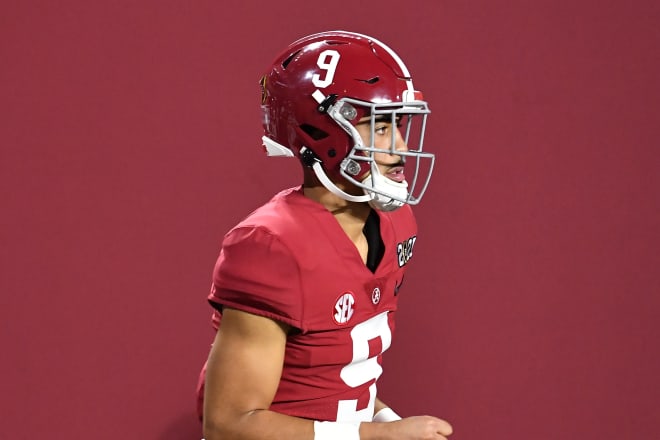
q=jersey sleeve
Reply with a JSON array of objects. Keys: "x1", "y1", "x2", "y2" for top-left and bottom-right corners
[{"x1": 208, "y1": 226, "x2": 305, "y2": 330}]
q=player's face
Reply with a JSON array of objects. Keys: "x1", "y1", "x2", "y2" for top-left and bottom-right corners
[{"x1": 354, "y1": 116, "x2": 409, "y2": 184}]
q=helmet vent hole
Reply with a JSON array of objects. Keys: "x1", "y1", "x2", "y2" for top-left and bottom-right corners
[
  {"x1": 300, "y1": 124, "x2": 329, "y2": 141},
  {"x1": 282, "y1": 50, "x2": 301, "y2": 69},
  {"x1": 360, "y1": 77, "x2": 380, "y2": 84}
]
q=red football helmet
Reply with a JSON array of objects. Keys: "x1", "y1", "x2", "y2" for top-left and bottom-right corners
[{"x1": 260, "y1": 31, "x2": 434, "y2": 210}]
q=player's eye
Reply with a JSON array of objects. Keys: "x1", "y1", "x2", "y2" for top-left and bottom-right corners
[{"x1": 374, "y1": 125, "x2": 388, "y2": 135}]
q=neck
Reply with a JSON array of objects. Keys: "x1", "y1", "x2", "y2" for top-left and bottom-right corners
[{"x1": 302, "y1": 173, "x2": 372, "y2": 241}]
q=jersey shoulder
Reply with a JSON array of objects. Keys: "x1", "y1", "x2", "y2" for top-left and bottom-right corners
[
  {"x1": 208, "y1": 187, "x2": 333, "y2": 329},
  {"x1": 235, "y1": 186, "x2": 334, "y2": 240}
]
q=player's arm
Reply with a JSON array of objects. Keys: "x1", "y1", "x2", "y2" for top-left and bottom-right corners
[
  {"x1": 373, "y1": 397, "x2": 402, "y2": 422},
  {"x1": 203, "y1": 307, "x2": 452, "y2": 440},
  {"x1": 203, "y1": 307, "x2": 313, "y2": 439},
  {"x1": 375, "y1": 398, "x2": 389, "y2": 414},
  {"x1": 366, "y1": 397, "x2": 453, "y2": 439}
]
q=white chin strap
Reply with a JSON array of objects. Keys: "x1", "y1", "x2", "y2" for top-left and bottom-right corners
[
  {"x1": 311, "y1": 161, "x2": 371, "y2": 203},
  {"x1": 361, "y1": 166, "x2": 409, "y2": 212},
  {"x1": 266, "y1": 141, "x2": 409, "y2": 210},
  {"x1": 312, "y1": 154, "x2": 409, "y2": 211}
]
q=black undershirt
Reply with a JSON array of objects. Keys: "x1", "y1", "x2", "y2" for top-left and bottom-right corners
[{"x1": 363, "y1": 209, "x2": 385, "y2": 273}]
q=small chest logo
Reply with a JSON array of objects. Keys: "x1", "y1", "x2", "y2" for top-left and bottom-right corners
[
  {"x1": 371, "y1": 287, "x2": 381, "y2": 304},
  {"x1": 397, "y1": 235, "x2": 417, "y2": 267},
  {"x1": 333, "y1": 292, "x2": 355, "y2": 324}
]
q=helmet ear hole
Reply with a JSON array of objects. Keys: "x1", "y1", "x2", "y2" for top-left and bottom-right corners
[{"x1": 300, "y1": 124, "x2": 329, "y2": 141}]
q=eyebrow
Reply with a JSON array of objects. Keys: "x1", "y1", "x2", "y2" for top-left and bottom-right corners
[{"x1": 356, "y1": 115, "x2": 394, "y2": 125}]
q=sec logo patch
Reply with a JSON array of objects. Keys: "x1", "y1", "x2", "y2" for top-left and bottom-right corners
[{"x1": 333, "y1": 292, "x2": 355, "y2": 324}]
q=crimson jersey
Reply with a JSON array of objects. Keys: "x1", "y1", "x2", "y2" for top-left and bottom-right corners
[{"x1": 199, "y1": 186, "x2": 418, "y2": 422}]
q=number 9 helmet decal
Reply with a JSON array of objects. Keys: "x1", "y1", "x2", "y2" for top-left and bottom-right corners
[{"x1": 260, "y1": 31, "x2": 435, "y2": 211}]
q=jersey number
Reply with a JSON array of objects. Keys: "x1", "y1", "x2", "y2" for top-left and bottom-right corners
[
  {"x1": 312, "y1": 50, "x2": 340, "y2": 88},
  {"x1": 337, "y1": 311, "x2": 392, "y2": 422}
]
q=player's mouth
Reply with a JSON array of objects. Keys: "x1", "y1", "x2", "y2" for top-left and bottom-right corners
[{"x1": 385, "y1": 166, "x2": 406, "y2": 183}]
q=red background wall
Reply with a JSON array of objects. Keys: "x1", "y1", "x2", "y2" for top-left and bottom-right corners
[{"x1": 1, "y1": 1, "x2": 658, "y2": 439}]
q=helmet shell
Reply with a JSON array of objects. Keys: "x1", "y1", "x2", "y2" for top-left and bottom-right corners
[{"x1": 260, "y1": 31, "x2": 416, "y2": 176}]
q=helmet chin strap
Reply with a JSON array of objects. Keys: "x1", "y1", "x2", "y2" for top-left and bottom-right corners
[
  {"x1": 299, "y1": 146, "x2": 370, "y2": 203},
  {"x1": 311, "y1": 161, "x2": 371, "y2": 203},
  {"x1": 361, "y1": 164, "x2": 409, "y2": 212},
  {"x1": 300, "y1": 146, "x2": 409, "y2": 210},
  {"x1": 316, "y1": 161, "x2": 411, "y2": 212},
  {"x1": 312, "y1": 155, "x2": 410, "y2": 211}
]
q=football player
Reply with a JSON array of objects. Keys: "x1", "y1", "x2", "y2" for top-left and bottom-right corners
[{"x1": 198, "y1": 30, "x2": 453, "y2": 440}]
